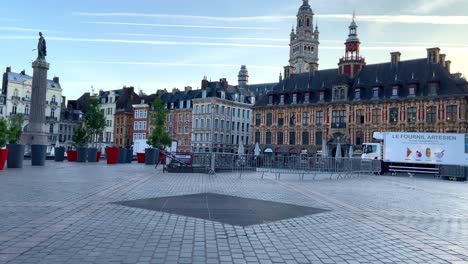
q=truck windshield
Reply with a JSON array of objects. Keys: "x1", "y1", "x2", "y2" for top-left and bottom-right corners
[{"x1": 363, "y1": 145, "x2": 377, "y2": 154}]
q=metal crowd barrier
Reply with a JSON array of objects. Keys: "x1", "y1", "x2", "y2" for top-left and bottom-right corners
[{"x1": 438, "y1": 165, "x2": 467, "y2": 181}]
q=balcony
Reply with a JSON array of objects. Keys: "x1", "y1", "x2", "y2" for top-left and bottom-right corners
[
  {"x1": 22, "y1": 97, "x2": 31, "y2": 102},
  {"x1": 11, "y1": 96, "x2": 21, "y2": 101},
  {"x1": 46, "y1": 116, "x2": 58, "y2": 122},
  {"x1": 50, "y1": 101, "x2": 59, "y2": 106},
  {"x1": 331, "y1": 123, "x2": 347, "y2": 129}
]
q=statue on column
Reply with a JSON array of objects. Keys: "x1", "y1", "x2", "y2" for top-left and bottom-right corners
[{"x1": 37, "y1": 32, "x2": 47, "y2": 60}]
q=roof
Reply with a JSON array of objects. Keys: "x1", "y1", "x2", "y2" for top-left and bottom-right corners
[
  {"x1": 255, "y1": 58, "x2": 468, "y2": 107},
  {"x1": 7, "y1": 72, "x2": 61, "y2": 90},
  {"x1": 246, "y1": 82, "x2": 278, "y2": 96}
]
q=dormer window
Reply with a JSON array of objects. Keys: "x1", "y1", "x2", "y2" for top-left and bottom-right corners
[
  {"x1": 292, "y1": 93, "x2": 297, "y2": 104},
  {"x1": 280, "y1": 95, "x2": 285, "y2": 105},
  {"x1": 268, "y1": 95, "x2": 273, "y2": 105},
  {"x1": 319, "y1": 91, "x2": 325, "y2": 102},
  {"x1": 221, "y1": 91, "x2": 225, "y2": 99},
  {"x1": 372, "y1": 87, "x2": 380, "y2": 98},
  {"x1": 354, "y1": 88, "x2": 361, "y2": 100},
  {"x1": 391, "y1": 86, "x2": 399, "y2": 97},
  {"x1": 304, "y1": 93, "x2": 310, "y2": 103},
  {"x1": 408, "y1": 85, "x2": 416, "y2": 97},
  {"x1": 428, "y1": 82, "x2": 439, "y2": 96},
  {"x1": 333, "y1": 87, "x2": 347, "y2": 101}
]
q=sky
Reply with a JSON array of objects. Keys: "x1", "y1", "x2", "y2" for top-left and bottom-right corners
[{"x1": 1, "y1": 0, "x2": 467, "y2": 100}]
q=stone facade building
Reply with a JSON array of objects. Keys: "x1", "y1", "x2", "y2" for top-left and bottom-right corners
[
  {"x1": 59, "y1": 99, "x2": 83, "y2": 150},
  {"x1": 253, "y1": 15, "x2": 468, "y2": 157},
  {"x1": 99, "y1": 89, "x2": 123, "y2": 144},
  {"x1": 2, "y1": 67, "x2": 62, "y2": 153},
  {"x1": 114, "y1": 87, "x2": 139, "y2": 147}
]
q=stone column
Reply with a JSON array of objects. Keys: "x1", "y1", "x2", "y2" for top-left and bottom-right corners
[{"x1": 21, "y1": 59, "x2": 50, "y2": 166}]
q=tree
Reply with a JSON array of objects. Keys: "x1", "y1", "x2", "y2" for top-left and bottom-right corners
[
  {"x1": 0, "y1": 118, "x2": 8, "y2": 148},
  {"x1": 7, "y1": 114, "x2": 24, "y2": 145},
  {"x1": 84, "y1": 97, "x2": 106, "y2": 147},
  {"x1": 72, "y1": 123, "x2": 89, "y2": 147},
  {"x1": 147, "y1": 98, "x2": 172, "y2": 149}
]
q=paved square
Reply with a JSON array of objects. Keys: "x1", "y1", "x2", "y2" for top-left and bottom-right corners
[
  {"x1": 115, "y1": 192, "x2": 328, "y2": 227},
  {"x1": 0, "y1": 161, "x2": 467, "y2": 264}
]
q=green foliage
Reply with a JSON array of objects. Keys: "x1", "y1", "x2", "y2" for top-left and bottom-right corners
[
  {"x1": 147, "y1": 98, "x2": 172, "y2": 149},
  {"x1": 7, "y1": 114, "x2": 24, "y2": 145},
  {"x1": 72, "y1": 123, "x2": 89, "y2": 147},
  {"x1": 0, "y1": 118, "x2": 8, "y2": 148},
  {"x1": 84, "y1": 97, "x2": 106, "y2": 146}
]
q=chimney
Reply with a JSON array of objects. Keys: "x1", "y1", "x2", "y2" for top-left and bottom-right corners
[
  {"x1": 172, "y1": 88, "x2": 180, "y2": 93},
  {"x1": 20, "y1": 70, "x2": 26, "y2": 75},
  {"x1": 390, "y1": 52, "x2": 401, "y2": 66},
  {"x1": 6, "y1": 67, "x2": 11, "y2": 73},
  {"x1": 445, "y1": 60, "x2": 451, "y2": 73},
  {"x1": 184, "y1": 86, "x2": 192, "y2": 92},
  {"x1": 53, "y1": 77, "x2": 59, "y2": 83},
  {"x1": 427, "y1": 47, "x2": 440, "y2": 64},
  {"x1": 201, "y1": 76, "x2": 209, "y2": 89},
  {"x1": 309, "y1": 62, "x2": 319, "y2": 74},
  {"x1": 439, "y1": 54, "x2": 446, "y2": 66},
  {"x1": 284, "y1": 66, "x2": 295, "y2": 79}
]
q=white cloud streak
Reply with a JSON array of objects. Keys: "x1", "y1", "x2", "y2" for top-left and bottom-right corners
[
  {"x1": 411, "y1": 0, "x2": 463, "y2": 14},
  {"x1": 65, "y1": 60, "x2": 281, "y2": 70},
  {"x1": 82, "y1": 21, "x2": 278, "y2": 30},
  {"x1": 75, "y1": 12, "x2": 468, "y2": 25},
  {"x1": 107, "y1": 33, "x2": 287, "y2": 42},
  {"x1": 0, "y1": 26, "x2": 58, "y2": 33},
  {"x1": 1, "y1": 35, "x2": 467, "y2": 52}
]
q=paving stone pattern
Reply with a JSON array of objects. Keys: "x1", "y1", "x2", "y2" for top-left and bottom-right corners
[{"x1": 0, "y1": 162, "x2": 467, "y2": 263}]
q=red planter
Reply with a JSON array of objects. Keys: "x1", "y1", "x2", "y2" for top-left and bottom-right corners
[
  {"x1": 67, "y1": 150, "x2": 77, "y2": 162},
  {"x1": 0, "y1": 149, "x2": 8, "y2": 170},
  {"x1": 96, "y1": 151, "x2": 102, "y2": 162},
  {"x1": 137, "y1": 153, "x2": 145, "y2": 164},
  {"x1": 106, "y1": 147, "x2": 119, "y2": 165}
]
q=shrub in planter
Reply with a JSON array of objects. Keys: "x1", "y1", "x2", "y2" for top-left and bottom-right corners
[
  {"x1": 72, "y1": 124, "x2": 89, "y2": 163},
  {"x1": 6, "y1": 114, "x2": 25, "y2": 169},
  {"x1": 126, "y1": 148, "x2": 133, "y2": 163},
  {"x1": 146, "y1": 98, "x2": 172, "y2": 165},
  {"x1": 54, "y1": 146, "x2": 65, "y2": 162},
  {"x1": 118, "y1": 147, "x2": 127, "y2": 164},
  {"x1": 84, "y1": 97, "x2": 106, "y2": 163},
  {"x1": 0, "y1": 118, "x2": 8, "y2": 170}
]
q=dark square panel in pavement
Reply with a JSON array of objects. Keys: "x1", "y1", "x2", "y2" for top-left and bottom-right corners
[{"x1": 114, "y1": 193, "x2": 329, "y2": 227}]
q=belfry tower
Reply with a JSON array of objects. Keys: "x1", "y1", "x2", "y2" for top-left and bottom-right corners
[
  {"x1": 289, "y1": 0, "x2": 320, "y2": 73},
  {"x1": 338, "y1": 13, "x2": 366, "y2": 78}
]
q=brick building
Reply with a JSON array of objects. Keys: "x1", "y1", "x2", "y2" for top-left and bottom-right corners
[
  {"x1": 114, "y1": 87, "x2": 139, "y2": 147},
  {"x1": 252, "y1": 15, "x2": 468, "y2": 157}
]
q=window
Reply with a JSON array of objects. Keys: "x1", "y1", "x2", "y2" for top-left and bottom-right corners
[
  {"x1": 25, "y1": 104, "x2": 30, "y2": 116},
  {"x1": 201, "y1": 105, "x2": 205, "y2": 114},
  {"x1": 266, "y1": 132, "x2": 272, "y2": 144},
  {"x1": 241, "y1": 123, "x2": 244, "y2": 132},
  {"x1": 302, "y1": 132, "x2": 309, "y2": 145},
  {"x1": 289, "y1": 132, "x2": 296, "y2": 145},
  {"x1": 242, "y1": 110, "x2": 245, "y2": 118},
  {"x1": 268, "y1": 96, "x2": 273, "y2": 105},
  {"x1": 446, "y1": 105, "x2": 457, "y2": 123},
  {"x1": 333, "y1": 87, "x2": 346, "y2": 101},
  {"x1": 255, "y1": 114, "x2": 261, "y2": 126},
  {"x1": 356, "y1": 109, "x2": 365, "y2": 124},
  {"x1": 214, "y1": 119, "x2": 218, "y2": 129},
  {"x1": 201, "y1": 119, "x2": 205, "y2": 128},
  {"x1": 195, "y1": 119, "x2": 199, "y2": 128},
  {"x1": 266, "y1": 113, "x2": 272, "y2": 126},
  {"x1": 290, "y1": 113, "x2": 296, "y2": 126},
  {"x1": 185, "y1": 127, "x2": 189, "y2": 134},
  {"x1": 277, "y1": 132, "x2": 284, "y2": 145},
  {"x1": 315, "y1": 131, "x2": 323, "y2": 145},
  {"x1": 407, "y1": 107, "x2": 417, "y2": 124},
  {"x1": 278, "y1": 113, "x2": 284, "y2": 126},
  {"x1": 354, "y1": 88, "x2": 361, "y2": 100},
  {"x1": 319, "y1": 92, "x2": 324, "y2": 102},
  {"x1": 428, "y1": 83, "x2": 438, "y2": 96},
  {"x1": 49, "y1": 124, "x2": 54, "y2": 133},
  {"x1": 238, "y1": 109, "x2": 241, "y2": 118},
  {"x1": 51, "y1": 95, "x2": 56, "y2": 103},
  {"x1": 356, "y1": 131, "x2": 364, "y2": 146},
  {"x1": 255, "y1": 132, "x2": 260, "y2": 143},
  {"x1": 185, "y1": 113, "x2": 190, "y2": 121},
  {"x1": 51, "y1": 110, "x2": 55, "y2": 118},
  {"x1": 178, "y1": 113, "x2": 182, "y2": 121},
  {"x1": 246, "y1": 124, "x2": 249, "y2": 133},
  {"x1": 372, "y1": 87, "x2": 379, "y2": 98},
  {"x1": 302, "y1": 112, "x2": 309, "y2": 125},
  {"x1": 12, "y1": 104, "x2": 17, "y2": 114},
  {"x1": 280, "y1": 95, "x2": 285, "y2": 104},
  {"x1": 178, "y1": 127, "x2": 182, "y2": 134},
  {"x1": 236, "y1": 122, "x2": 240, "y2": 131},
  {"x1": 292, "y1": 94, "x2": 297, "y2": 104},
  {"x1": 195, "y1": 106, "x2": 199, "y2": 114},
  {"x1": 332, "y1": 111, "x2": 346, "y2": 126},
  {"x1": 316, "y1": 111, "x2": 323, "y2": 125},
  {"x1": 389, "y1": 108, "x2": 399, "y2": 123},
  {"x1": 207, "y1": 119, "x2": 211, "y2": 128},
  {"x1": 426, "y1": 106, "x2": 437, "y2": 124},
  {"x1": 392, "y1": 86, "x2": 399, "y2": 97},
  {"x1": 408, "y1": 86, "x2": 416, "y2": 96},
  {"x1": 221, "y1": 120, "x2": 224, "y2": 130},
  {"x1": 371, "y1": 109, "x2": 381, "y2": 124}
]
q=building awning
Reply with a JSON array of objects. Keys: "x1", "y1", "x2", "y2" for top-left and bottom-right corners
[
  {"x1": 289, "y1": 148, "x2": 298, "y2": 154},
  {"x1": 300, "y1": 149, "x2": 308, "y2": 154},
  {"x1": 263, "y1": 148, "x2": 273, "y2": 153},
  {"x1": 275, "y1": 148, "x2": 283, "y2": 153}
]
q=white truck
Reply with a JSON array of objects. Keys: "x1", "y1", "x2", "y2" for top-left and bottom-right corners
[{"x1": 362, "y1": 132, "x2": 468, "y2": 174}]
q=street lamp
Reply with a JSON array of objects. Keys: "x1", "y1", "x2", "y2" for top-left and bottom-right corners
[{"x1": 209, "y1": 102, "x2": 216, "y2": 174}]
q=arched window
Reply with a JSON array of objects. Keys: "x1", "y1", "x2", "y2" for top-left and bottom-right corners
[
  {"x1": 51, "y1": 109, "x2": 55, "y2": 118},
  {"x1": 306, "y1": 18, "x2": 310, "y2": 27},
  {"x1": 201, "y1": 119, "x2": 205, "y2": 128},
  {"x1": 51, "y1": 95, "x2": 56, "y2": 103},
  {"x1": 12, "y1": 104, "x2": 17, "y2": 114},
  {"x1": 25, "y1": 104, "x2": 30, "y2": 116},
  {"x1": 195, "y1": 119, "x2": 199, "y2": 128}
]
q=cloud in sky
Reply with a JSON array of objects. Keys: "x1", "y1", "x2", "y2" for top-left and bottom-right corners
[
  {"x1": 410, "y1": 0, "x2": 464, "y2": 14},
  {"x1": 76, "y1": 12, "x2": 468, "y2": 25},
  {"x1": 107, "y1": 33, "x2": 287, "y2": 42},
  {"x1": 82, "y1": 21, "x2": 279, "y2": 30},
  {"x1": 0, "y1": 26, "x2": 58, "y2": 33}
]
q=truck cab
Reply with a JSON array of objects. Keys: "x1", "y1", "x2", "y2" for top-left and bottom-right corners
[{"x1": 361, "y1": 143, "x2": 382, "y2": 160}]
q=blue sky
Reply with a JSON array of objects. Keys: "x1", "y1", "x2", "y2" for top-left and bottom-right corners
[{"x1": 1, "y1": 0, "x2": 467, "y2": 100}]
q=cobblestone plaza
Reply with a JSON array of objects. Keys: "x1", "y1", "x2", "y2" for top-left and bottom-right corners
[{"x1": 0, "y1": 162, "x2": 467, "y2": 263}]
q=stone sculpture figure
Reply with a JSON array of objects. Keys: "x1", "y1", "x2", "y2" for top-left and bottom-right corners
[{"x1": 37, "y1": 32, "x2": 47, "y2": 60}]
